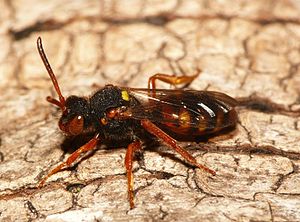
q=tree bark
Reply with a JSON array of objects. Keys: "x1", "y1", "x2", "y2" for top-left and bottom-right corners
[{"x1": 0, "y1": 0, "x2": 300, "y2": 221}]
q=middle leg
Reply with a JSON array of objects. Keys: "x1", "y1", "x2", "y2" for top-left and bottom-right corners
[{"x1": 125, "y1": 140, "x2": 142, "y2": 209}]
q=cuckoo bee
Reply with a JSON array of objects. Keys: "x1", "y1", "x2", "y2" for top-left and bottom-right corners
[{"x1": 36, "y1": 37, "x2": 238, "y2": 209}]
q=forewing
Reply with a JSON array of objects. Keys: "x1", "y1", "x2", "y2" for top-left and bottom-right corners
[{"x1": 124, "y1": 88, "x2": 237, "y2": 130}]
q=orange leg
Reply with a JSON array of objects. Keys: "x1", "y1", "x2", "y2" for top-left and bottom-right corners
[
  {"x1": 141, "y1": 119, "x2": 216, "y2": 176},
  {"x1": 147, "y1": 69, "x2": 201, "y2": 91},
  {"x1": 125, "y1": 141, "x2": 142, "y2": 209},
  {"x1": 38, "y1": 133, "x2": 100, "y2": 188}
]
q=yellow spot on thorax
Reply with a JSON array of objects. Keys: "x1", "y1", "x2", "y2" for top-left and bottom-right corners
[{"x1": 121, "y1": 90, "x2": 130, "y2": 101}]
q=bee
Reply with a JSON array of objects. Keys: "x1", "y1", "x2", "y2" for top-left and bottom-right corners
[{"x1": 36, "y1": 37, "x2": 238, "y2": 209}]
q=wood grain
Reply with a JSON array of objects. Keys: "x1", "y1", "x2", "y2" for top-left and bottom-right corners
[{"x1": 0, "y1": 0, "x2": 300, "y2": 221}]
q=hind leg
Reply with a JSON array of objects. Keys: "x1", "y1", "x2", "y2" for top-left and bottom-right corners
[{"x1": 147, "y1": 69, "x2": 201, "y2": 91}]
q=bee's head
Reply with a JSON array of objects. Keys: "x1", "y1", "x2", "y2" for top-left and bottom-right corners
[
  {"x1": 37, "y1": 37, "x2": 90, "y2": 136},
  {"x1": 58, "y1": 96, "x2": 90, "y2": 136}
]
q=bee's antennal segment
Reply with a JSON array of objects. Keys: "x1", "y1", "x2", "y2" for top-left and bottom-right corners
[
  {"x1": 46, "y1": 96, "x2": 64, "y2": 108},
  {"x1": 37, "y1": 37, "x2": 66, "y2": 110}
]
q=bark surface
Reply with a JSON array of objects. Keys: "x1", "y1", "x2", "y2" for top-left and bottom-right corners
[{"x1": 0, "y1": 1, "x2": 300, "y2": 221}]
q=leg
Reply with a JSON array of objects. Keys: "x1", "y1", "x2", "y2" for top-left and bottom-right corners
[
  {"x1": 125, "y1": 141, "x2": 142, "y2": 209},
  {"x1": 141, "y1": 120, "x2": 216, "y2": 175},
  {"x1": 148, "y1": 69, "x2": 201, "y2": 90},
  {"x1": 38, "y1": 133, "x2": 100, "y2": 188}
]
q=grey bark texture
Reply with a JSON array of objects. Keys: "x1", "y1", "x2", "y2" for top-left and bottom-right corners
[{"x1": 0, "y1": 0, "x2": 300, "y2": 221}]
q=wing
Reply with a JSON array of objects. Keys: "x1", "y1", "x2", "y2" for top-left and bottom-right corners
[{"x1": 123, "y1": 88, "x2": 238, "y2": 135}]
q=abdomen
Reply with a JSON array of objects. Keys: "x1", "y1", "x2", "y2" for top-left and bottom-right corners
[
  {"x1": 127, "y1": 88, "x2": 238, "y2": 139},
  {"x1": 151, "y1": 91, "x2": 238, "y2": 137}
]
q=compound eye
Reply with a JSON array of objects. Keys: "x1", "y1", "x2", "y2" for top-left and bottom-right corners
[{"x1": 68, "y1": 115, "x2": 84, "y2": 135}]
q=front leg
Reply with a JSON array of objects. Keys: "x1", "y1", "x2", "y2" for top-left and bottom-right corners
[{"x1": 38, "y1": 133, "x2": 100, "y2": 188}]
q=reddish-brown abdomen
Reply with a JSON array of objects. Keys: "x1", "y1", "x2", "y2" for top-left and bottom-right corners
[{"x1": 154, "y1": 91, "x2": 238, "y2": 137}]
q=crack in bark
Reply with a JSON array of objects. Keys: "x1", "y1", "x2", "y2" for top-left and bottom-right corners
[
  {"x1": 66, "y1": 183, "x2": 86, "y2": 194},
  {"x1": 103, "y1": 12, "x2": 300, "y2": 27},
  {"x1": 102, "y1": 15, "x2": 170, "y2": 27},
  {"x1": 10, "y1": 10, "x2": 300, "y2": 43},
  {"x1": 10, "y1": 16, "x2": 101, "y2": 41},
  {"x1": 0, "y1": 187, "x2": 39, "y2": 201},
  {"x1": 267, "y1": 201, "x2": 275, "y2": 222},
  {"x1": 279, "y1": 63, "x2": 299, "y2": 92},
  {"x1": 294, "y1": 120, "x2": 299, "y2": 130},
  {"x1": 238, "y1": 121, "x2": 253, "y2": 145},
  {"x1": 223, "y1": 212, "x2": 238, "y2": 222},
  {"x1": 0, "y1": 152, "x2": 4, "y2": 163},
  {"x1": 0, "y1": 135, "x2": 3, "y2": 162},
  {"x1": 24, "y1": 200, "x2": 39, "y2": 220},
  {"x1": 271, "y1": 172, "x2": 293, "y2": 193},
  {"x1": 158, "y1": 205, "x2": 168, "y2": 220},
  {"x1": 272, "y1": 161, "x2": 298, "y2": 194},
  {"x1": 11, "y1": 20, "x2": 67, "y2": 41},
  {"x1": 140, "y1": 168, "x2": 177, "y2": 180}
]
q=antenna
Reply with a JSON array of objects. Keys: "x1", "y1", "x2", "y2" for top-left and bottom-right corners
[{"x1": 37, "y1": 37, "x2": 66, "y2": 110}]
